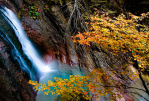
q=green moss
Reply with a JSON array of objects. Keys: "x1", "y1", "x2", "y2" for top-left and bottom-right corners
[{"x1": 28, "y1": 5, "x2": 39, "y2": 19}]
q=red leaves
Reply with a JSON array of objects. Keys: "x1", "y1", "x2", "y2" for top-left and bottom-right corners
[
  {"x1": 83, "y1": 90, "x2": 89, "y2": 95},
  {"x1": 75, "y1": 32, "x2": 85, "y2": 40},
  {"x1": 72, "y1": 12, "x2": 149, "y2": 71}
]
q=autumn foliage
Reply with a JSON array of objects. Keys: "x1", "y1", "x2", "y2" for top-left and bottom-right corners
[
  {"x1": 73, "y1": 12, "x2": 149, "y2": 71},
  {"x1": 28, "y1": 12, "x2": 149, "y2": 100},
  {"x1": 28, "y1": 70, "x2": 120, "y2": 100},
  {"x1": 72, "y1": 11, "x2": 149, "y2": 99}
]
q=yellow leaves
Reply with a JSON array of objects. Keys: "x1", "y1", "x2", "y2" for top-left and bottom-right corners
[
  {"x1": 131, "y1": 15, "x2": 139, "y2": 20},
  {"x1": 75, "y1": 32, "x2": 85, "y2": 40},
  {"x1": 46, "y1": 85, "x2": 50, "y2": 90},
  {"x1": 72, "y1": 12, "x2": 149, "y2": 72},
  {"x1": 28, "y1": 80, "x2": 39, "y2": 86},
  {"x1": 85, "y1": 75, "x2": 90, "y2": 80},
  {"x1": 48, "y1": 81, "x2": 55, "y2": 87},
  {"x1": 70, "y1": 12, "x2": 149, "y2": 98},
  {"x1": 28, "y1": 80, "x2": 34, "y2": 85},
  {"x1": 134, "y1": 73, "x2": 139, "y2": 79},
  {"x1": 33, "y1": 86, "x2": 39, "y2": 91},
  {"x1": 51, "y1": 92, "x2": 55, "y2": 95},
  {"x1": 28, "y1": 66, "x2": 132, "y2": 101},
  {"x1": 142, "y1": 75, "x2": 149, "y2": 83},
  {"x1": 44, "y1": 91, "x2": 49, "y2": 95},
  {"x1": 29, "y1": 75, "x2": 91, "y2": 99}
]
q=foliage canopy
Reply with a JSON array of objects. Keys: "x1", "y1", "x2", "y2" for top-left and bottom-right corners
[{"x1": 29, "y1": 9, "x2": 149, "y2": 101}]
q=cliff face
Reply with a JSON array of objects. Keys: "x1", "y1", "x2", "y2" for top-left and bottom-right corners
[
  {"x1": 0, "y1": 7, "x2": 36, "y2": 100},
  {"x1": 0, "y1": 0, "x2": 92, "y2": 100},
  {"x1": 0, "y1": 0, "x2": 148, "y2": 101},
  {"x1": 11, "y1": 0, "x2": 94, "y2": 67},
  {"x1": 0, "y1": 0, "x2": 102, "y2": 100},
  {"x1": 0, "y1": 36, "x2": 36, "y2": 101}
]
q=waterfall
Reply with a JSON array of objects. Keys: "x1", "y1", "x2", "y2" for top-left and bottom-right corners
[
  {"x1": 0, "y1": 29, "x2": 33, "y2": 78},
  {"x1": 0, "y1": 5, "x2": 87, "y2": 101},
  {"x1": 0, "y1": 6, "x2": 53, "y2": 73}
]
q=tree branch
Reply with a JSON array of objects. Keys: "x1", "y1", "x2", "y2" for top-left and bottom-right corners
[
  {"x1": 127, "y1": 91, "x2": 149, "y2": 101},
  {"x1": 133, "y1": 60, "x2": 149, "y2": 95}
]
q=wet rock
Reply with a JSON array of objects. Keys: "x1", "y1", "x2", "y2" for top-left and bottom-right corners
[
  {"x1": 0, "y1": 37, "x2": 36, "y2": 101},
  {"x1": 0, "y1": 0, "x2": 148, "y2": 101}
]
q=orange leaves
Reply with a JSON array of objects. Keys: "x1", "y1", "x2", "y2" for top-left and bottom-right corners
[
  {"x1": 44, "y1": 91, "x2": 49, "y2": 95},
  {"x1": 83, "y1": 91, "x2": 89, "y2": 95},
  {"x1": 28, "y1": 67, "x2": 123, "y2": 101},
  {"x1": 72, "y1": 12, "x2": 149, "y2": 71},
  {"x1": 72, "y1": 32, "x2": 92, "y2": 46},
  {"x1": 68, "y1": 12, "x2": 149, "y2": 100},
  {"x1": 28, "y1": 80, "x2": 39, "y2": 86},
  {"x1": 29, "y1": 11, "x2": 149, "y2": 99},
  {"x1": 28, "y1": 80, "x2": 34, "y2": 85},
  {"x1": 28, "y1": 75, "x2": 92, "y2": 99},
  {"x1": 104, "y1": 75, "x2": 110, "y2": 80},
  {"x1": 46, "y1": 85, "x2": 50, "y2": 90},
  {"x1": 75, "y1": 32, "x2": 85, "y2": 40}
]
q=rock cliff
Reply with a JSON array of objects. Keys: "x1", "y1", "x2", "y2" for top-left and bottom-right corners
[{"x1": 0, "y1": 0, "x2": 148, "y2": 101}]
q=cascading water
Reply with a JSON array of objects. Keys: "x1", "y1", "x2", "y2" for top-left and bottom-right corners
[
  {"x1": 0, "y1": 5, "x2": 88, "y2": 101},
  {"x1": 0, "y1": 4, "x2": 149, "y2": 101},
  {"x1": 0, "y1": 29, "x2": 32, "y2": 78},
  {"x1": 0, "y1": 5, "x2": 59, "y2": 100},
  {"x1": 0, "y1": 5, "x2": 83, "y2": 101},
  {"x1": 0, "y1": 6, "x2": 53, "y2": 73}
]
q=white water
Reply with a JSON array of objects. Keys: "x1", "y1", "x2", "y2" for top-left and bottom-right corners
[
  {"x1": 1, "y1": 6, "x2": 149, "y2": 101},
  {"x1": 0, "y1": 6, "x2": 52, "y2": 73},
  {"x1": 0, "y1": 30, "x2": 33, "y2": 78},
  {"x1": 0, "y1": 6, "x2": 88, "y2": 101}
]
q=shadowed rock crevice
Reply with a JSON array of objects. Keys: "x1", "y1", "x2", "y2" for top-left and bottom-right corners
[
  {"x1": 0, "y1": 0, "x2": 149, "y2": 101},
  {"x1": 0, "y1": 36, "x2": 36, "y2": 101}
]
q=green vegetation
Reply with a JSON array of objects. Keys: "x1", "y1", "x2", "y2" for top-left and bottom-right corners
[{"x1": 28, "y1": 6, "x2": 39, "y2": 19}]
